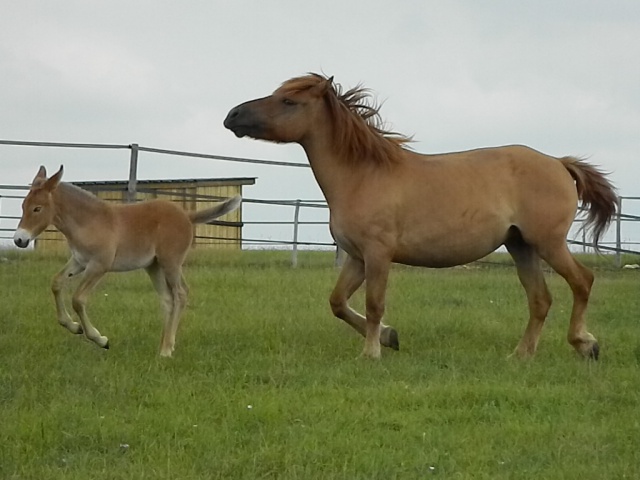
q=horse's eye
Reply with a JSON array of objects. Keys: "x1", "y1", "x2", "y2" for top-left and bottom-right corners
[
  {"x1": 33, "y1": 206, "x2": 42, "y2": 213},
  {"x1": 282, "y1": 98, "x2": 296, "y2": 106}
]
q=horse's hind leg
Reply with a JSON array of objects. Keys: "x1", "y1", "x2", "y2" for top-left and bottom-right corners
[
  {"x1": 146, "y1": 262, "x2": 175, "y2": 357},
  {"x1": 151, "y1": 262, "x2": 187, "y2": 358},
  {"x1": 329, "y1": 254, "x2": 399, "y2": 352},
  {"x1": 167, "y1": 271, "x2": 189, "y2": 352},
  {"x1": 506, "y1": 236, "x2": 552, "y2": 358},
  {"x1": 538, "y1": 242, "x2": 598, "y2": 359},
  {"x1": 51, "y1": 257, "x2": 86, "y2": 334}
]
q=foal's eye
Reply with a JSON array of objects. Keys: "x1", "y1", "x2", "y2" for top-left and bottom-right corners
[
  {"x1": 282, "y1": 98, "x2": 297, "y2": 106},
  {"x1": 33, "y1": 206, "x2": 42, "y2": 213}
]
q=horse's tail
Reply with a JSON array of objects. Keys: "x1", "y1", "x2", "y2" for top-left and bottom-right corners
[
  {"x1": 560, "y1": 156, "x2": 617, "y2": 248},
  {"x1": 188, "y1": 195, "x2": 242, "y2": 224}
]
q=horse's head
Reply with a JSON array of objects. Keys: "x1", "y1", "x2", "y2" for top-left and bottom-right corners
[
  {"x1": 225, "y1": 74, "x2": 411, "y2": 167},
  {"x1": 14, "y1": 165, "x2": 63, "y2": 248},
  {"x1": 224, "y1": 73, "x2": 334, "y2": 144}
]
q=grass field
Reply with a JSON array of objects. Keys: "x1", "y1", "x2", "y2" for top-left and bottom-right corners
[{"x1": 1, "y1": 249, "x2": 639, "y2": 479}]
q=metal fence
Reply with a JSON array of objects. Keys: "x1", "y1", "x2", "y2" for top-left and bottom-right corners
[{"x1": 1, "y1": 139, "x2": 639, "y2": 267}]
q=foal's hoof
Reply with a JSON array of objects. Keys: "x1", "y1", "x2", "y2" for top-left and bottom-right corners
[
  {"x1": 102, "y1": 341, "x2": 110, "y2": 350},
  {"x1": 381, "y1": 327, "x2": 400, "y2": 351},
  {"x1": 588, "y1": 342, "x2": 599, "y2": 361}
]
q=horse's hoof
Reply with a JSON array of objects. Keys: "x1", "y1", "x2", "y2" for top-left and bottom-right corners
[
  {"x1": 380, "y1": 327, "x2": 399, "y2": 351},
  {"x1": 588, "y1": 342, "x2": 599, "y2": 361},
  {"x1": 102, "y1": 341, "x2": 110, "y2": 350},
  {"x1": 387, "y1": 329, "x2": 399, "y2": 351}
]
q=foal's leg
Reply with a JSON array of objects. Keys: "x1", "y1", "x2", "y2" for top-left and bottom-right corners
[
  {"x1": 329, "y1": 255, "x2": 399, "y2": 351},
  {"x1": 71, "y1": 264, "x2": 109, "y2": 349},
  {"x1": 539, "y1": 242, "x2": 598, "y2": 359},
  {"x1": 51, "y1": 257, "x2": 86, "y2": 334},
  {"x1": 506, "y1": 238, "x2": 552, "y2": 358},
  {"x1": 146, "y1": 262, "x2": 173, "y2": 356},
  {"x1": 165, "y1": 269, "x2": 188, "y2": 355},
  {"x1": 151, "y1": 262, "x2": 187, "y2": 357}
]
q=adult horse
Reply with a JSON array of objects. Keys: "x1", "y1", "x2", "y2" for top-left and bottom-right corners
[{"x1": 224, "y1": 73, "x2": 617, "y2": 360}]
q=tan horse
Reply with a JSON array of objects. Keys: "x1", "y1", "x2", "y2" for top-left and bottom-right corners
[
  {"x1": 14, "y1": 165, "x2": 241, "y2": 357},
  {"x1": 224, "y1": 73, "x2": 617, "y2": 360}
]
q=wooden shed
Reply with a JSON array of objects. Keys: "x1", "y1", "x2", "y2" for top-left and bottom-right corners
[{"x1": 35, "y1": 177, "x2": 255, "y2": 252}]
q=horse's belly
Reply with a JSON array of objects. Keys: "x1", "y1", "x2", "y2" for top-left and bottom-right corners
[
  {"x1": 395, "y1": 247, "x2": 494, "y2": 268},
  {"x1": 111, "y1": 252, "x2": 155, "y2": 272},
  {"x1": 395, "y1": 232, "x2": 505, "y2": 268}
]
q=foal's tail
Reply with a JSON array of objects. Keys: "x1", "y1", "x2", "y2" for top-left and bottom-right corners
[
  {"x1": 188, "y1": 195, "x2": 242, "y2": 224},
  {"x1": 560, "y1": 156, "x2": 617, "y2": 247}
]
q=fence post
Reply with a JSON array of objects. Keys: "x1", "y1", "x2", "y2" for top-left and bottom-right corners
[
  {"x1": 616, "y1": 196, "x2": 623, "y2": 268},
  {"x1": 291, "y1": 199, "x2": 301, "y2": 267},
  {"x1": 127, "y1": 143, "x2": 139, "y2": 203}
]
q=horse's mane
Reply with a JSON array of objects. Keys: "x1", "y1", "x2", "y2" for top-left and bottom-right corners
[
  {"x1": 58, "y1": 182, "x2": 108, "y2": 208},
  {"x1": 278, "y1": 73, "x2": 412, "y2": 167}
]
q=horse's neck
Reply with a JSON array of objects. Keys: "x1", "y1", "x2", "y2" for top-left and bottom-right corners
[
  {"x1": 302, "y1": 142, "x2": 355, "y2": 206},
  {"x1": 301, "y1": 141, "x2": 379, "y2": 207},
  {"x1": 52, "y1": 183, "x2": 111, "y2": 238}
]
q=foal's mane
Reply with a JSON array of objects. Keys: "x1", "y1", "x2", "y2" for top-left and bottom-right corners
[
  {"x1": 279, "y1": 74, "x2": 412, "y2": 167},
  {"x1": 58, "y1": 182, "x2": 107, "y2": 207}
]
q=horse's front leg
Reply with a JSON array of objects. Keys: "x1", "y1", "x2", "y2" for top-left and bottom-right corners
[
  {"x1": 72, "y1": 264, "x2": 109, "y2": 349},
  {"x1": 329, "y1": 255, "x2": 399, "y2": 352},
  {"x1": 51, "y1": 257, "x2": 86, "y2": 334},
  {"x1": 362, "y1": 256, "x2": 392, "y2": 359}
]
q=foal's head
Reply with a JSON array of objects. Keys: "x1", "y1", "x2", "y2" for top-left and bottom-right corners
[{"x1": 14, "y1": 165, "x2": 63, "y2": 248}]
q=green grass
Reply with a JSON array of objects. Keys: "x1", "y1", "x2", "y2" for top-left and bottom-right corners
[{"x1": 1, "y1": 249, "x2": 639, "y2": 479}]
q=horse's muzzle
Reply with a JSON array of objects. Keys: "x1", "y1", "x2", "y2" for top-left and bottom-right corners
[
  {"x1": 223, "y1": 106, "x2": 248, "y2": 137},
  {"x1": 13, "y1": 229, "x2": 31, "y2": 248},
  {"x1": 224, "y1": 103, "x2": 264, "y2": 139}
]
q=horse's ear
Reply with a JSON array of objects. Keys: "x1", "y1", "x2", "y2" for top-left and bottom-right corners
[
  {"x1": 31, "y1": 165, "x2": 48, "y2": 188},
  {"x1": 311, "y1": 76, "x2": 334, "y2": 97},
  {"x1": 323, "y1": 76, "x2": 334, "y2": 94},
  {"x1": 43, "y1": 165, "x2": 64, "y2": 192}
]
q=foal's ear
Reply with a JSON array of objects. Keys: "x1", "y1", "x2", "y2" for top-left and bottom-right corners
[
  {"x1": 31, "y1": 165, "x2": 48, "y2": 188},
  {"x1": 43, "y1": 165, "x2": 64, "y2": 191}
]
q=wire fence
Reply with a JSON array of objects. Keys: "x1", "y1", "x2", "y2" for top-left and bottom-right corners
[{"x1": 1, "y1": 139, "x2": 639, "y2": 267}]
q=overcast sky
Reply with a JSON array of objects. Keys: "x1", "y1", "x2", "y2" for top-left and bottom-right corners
[{"x1": 1, "y1": 1, "x2": 639, "y2": 247}]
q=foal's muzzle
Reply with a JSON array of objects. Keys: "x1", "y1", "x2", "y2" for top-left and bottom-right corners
[{"x1": 13, "y1": 229, "x2": 31, "y2": 248}]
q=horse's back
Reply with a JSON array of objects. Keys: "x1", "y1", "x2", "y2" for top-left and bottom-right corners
[
  {"x1": 111, "y1": 200, "x2": 193, "y2": 270},
  {"x1": 373, "y1": 145, "x2": 581, "y2": 266},
  {"x1": 411, "y1": 145, "x2": 577, "y2": 207},
  {"x1": 429, "y1": 145, "x2": 579, "y2": 247}
]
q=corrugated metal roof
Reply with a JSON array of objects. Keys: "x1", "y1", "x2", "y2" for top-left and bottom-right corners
[{"x1": 73, "y1": 177, "x2": 256, "y2": 187}]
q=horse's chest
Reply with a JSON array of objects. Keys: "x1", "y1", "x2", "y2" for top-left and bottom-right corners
[{"x1": 329, "y1": 220, "x2": 363, "y2": 259}]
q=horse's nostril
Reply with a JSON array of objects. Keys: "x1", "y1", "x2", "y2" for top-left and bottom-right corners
[
  {"x1": 224, "y1": 106, "x2": 241, "y2": 127},
  {"x1": 14, "y1": 236, "x2": 29, "y2": 248}
]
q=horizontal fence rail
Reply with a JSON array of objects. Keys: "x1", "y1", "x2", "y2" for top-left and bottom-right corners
[{"x1": 1, "y1": 139, "x2": 639, "y2": 268}]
